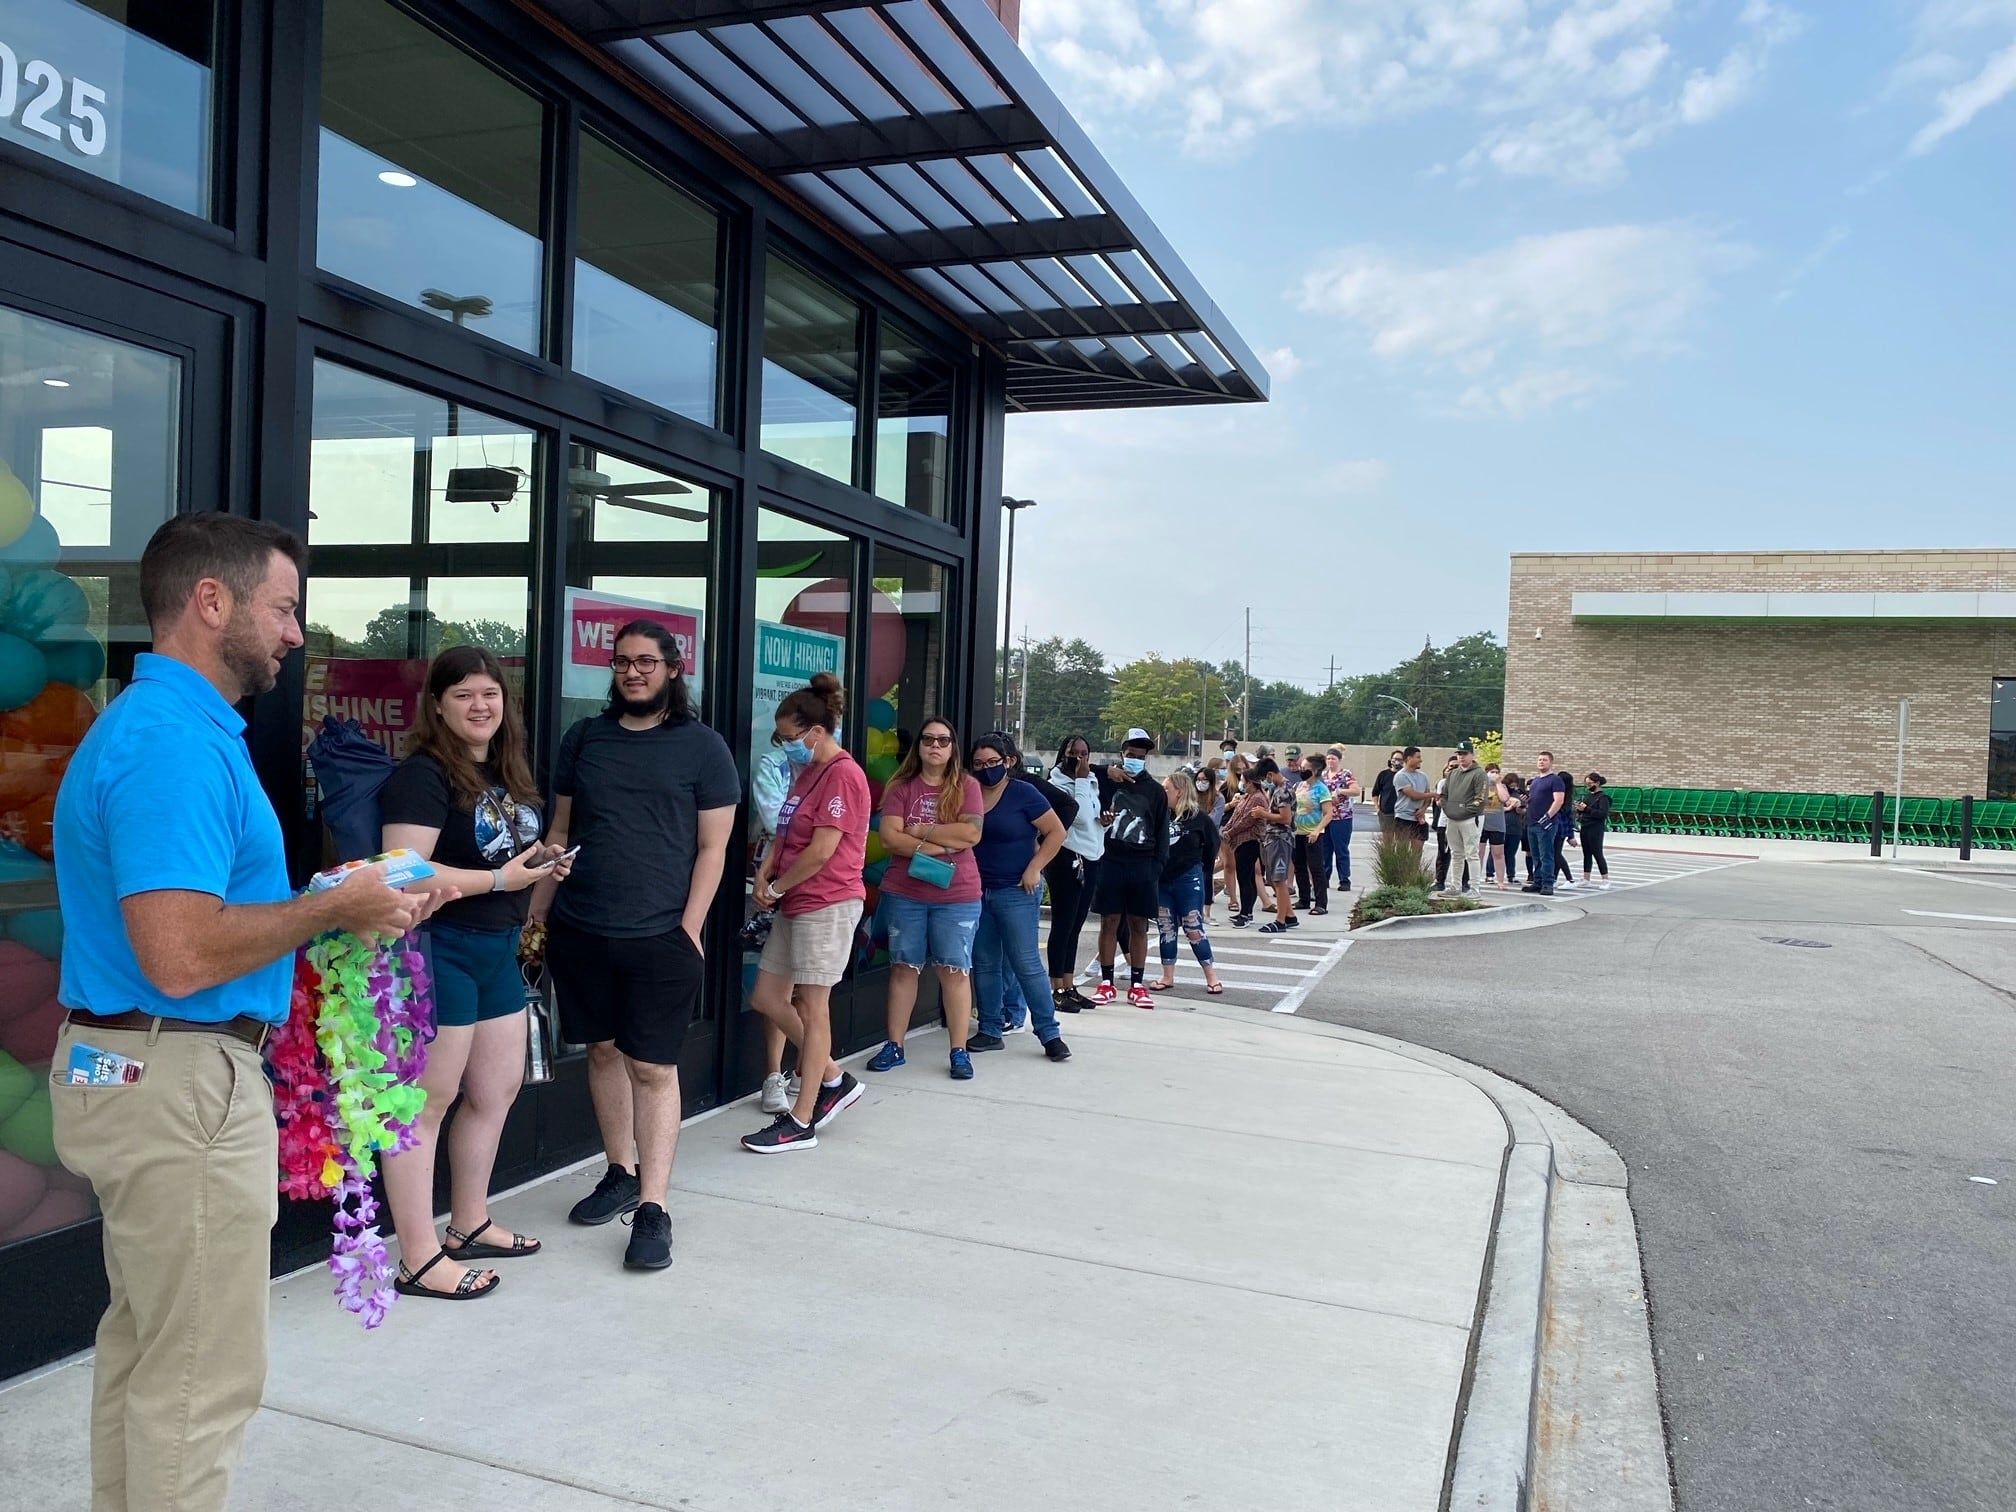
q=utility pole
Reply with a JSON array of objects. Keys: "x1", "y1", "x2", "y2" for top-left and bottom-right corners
[
  {"x1": 1415, "y1": 634, "x2": 1432, "y2": 734},
  {"x1": 1325, "y1": 656, "x2": 1338, "y2": 694},
  {"x1": 1016, "y1": 628, "x2": 1030, "y2": 752},
  {"x1": 1242, "y1": 608, "x2": 1252, "y2": 742}
]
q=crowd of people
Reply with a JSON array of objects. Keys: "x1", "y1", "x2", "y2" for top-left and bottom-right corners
[{"x1": 1368, "y1": 742, "x2": 1613, "y2": 897}]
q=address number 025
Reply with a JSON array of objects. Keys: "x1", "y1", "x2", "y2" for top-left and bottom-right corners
[{"x1": 0, "y1": 43, "x2": 109, "y2": 158}]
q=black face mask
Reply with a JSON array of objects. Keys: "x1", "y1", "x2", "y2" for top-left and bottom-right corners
[{"x1": 977, "y1": 766, "x2": 1008, "y2": 787}]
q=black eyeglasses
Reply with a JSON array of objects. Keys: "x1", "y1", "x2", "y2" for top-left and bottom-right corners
[
  {"x1": 917, "y1": 733, "x2": 954, "y2": 747},
  {"x1": 610, "y1": 655, "x2": 663, "y2": 674}
]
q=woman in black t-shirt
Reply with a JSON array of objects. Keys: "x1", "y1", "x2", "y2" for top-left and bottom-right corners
[{"x1": 379, "y1": 645, "x2": 572, "y2": 1301}]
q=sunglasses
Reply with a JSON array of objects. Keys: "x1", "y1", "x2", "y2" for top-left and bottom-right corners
[{"x1": 917, "y1": 734, "x2": 954, "y2": 747}]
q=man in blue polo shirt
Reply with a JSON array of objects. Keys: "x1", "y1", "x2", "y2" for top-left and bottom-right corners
[{"x1": 50, "y1": 513, "x2": 428, "y2": 1512}]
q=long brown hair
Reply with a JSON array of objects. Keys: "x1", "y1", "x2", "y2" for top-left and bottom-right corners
[
  {"x1": 410, "y1": 644, "x2": 539, "y2": 808},
  {"x1": 891, "y1": 714, "x2": 967, "y2": 825}
]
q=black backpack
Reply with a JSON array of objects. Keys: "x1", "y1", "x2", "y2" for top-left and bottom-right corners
[{"x1": 307, "y1": 715, "x2": 396, "y2": 862}]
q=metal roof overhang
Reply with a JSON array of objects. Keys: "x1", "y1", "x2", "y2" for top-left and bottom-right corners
[{"x1": 528, "y1": 0, "x2": 1271, "y2": 413}]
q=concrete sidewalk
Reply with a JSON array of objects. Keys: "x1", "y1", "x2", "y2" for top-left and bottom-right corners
[{"x1": 0, "y1": 1008, "x2": 1507, "y2": 1512}]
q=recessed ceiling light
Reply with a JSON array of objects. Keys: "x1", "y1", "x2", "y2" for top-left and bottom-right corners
[
  {"x1": 377, "y1": 170, "x2": 418, "y2": 189},
  {"x1": 41, "y1": 379, "x2": 70, "y2": 389}
]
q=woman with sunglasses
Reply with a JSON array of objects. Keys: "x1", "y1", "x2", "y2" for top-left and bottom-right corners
[
  {"x1": 868, "y1": 717, "x2": 985, "y2": 1080},
  {"x1": 966, "y1": 734, "x2": 1072, "y2": 1061}
]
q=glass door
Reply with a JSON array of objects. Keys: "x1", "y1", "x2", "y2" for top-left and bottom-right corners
[{"x1": 0, "y1": 249, "x2": 230, "y2": 1380}]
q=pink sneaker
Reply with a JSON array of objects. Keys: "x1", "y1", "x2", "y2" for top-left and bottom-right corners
[
  {"x1": 1127, "y1": 984, "x2": 1155, "y2": 1009},
  {"x1": 1091, "y1": 982, "x2": 1118, "y2": 1005}
]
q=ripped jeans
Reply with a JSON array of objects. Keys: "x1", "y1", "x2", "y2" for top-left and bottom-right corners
[
  {"x1": 1156, "y1": 865, "x2": 1216, "y2": 970},
  {"x1": 882, "y1": 894, "x2": 981, "y2": 971}
]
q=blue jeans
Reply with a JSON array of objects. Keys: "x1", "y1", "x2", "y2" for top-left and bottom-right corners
[
  {"x1": 1324, "y1": 815, "x2": 1353, "y2": 889},
  {"x1": 1530, "y1": 821, "x2": 1557, "y2": 892},
  {"x1": 974, "y1": 886, "x2": 1062, "y2": 1043},
  {"x1": 1157, "y1": 866, "x2": 1215, "y2": 969},
  {"x1": 883, "y1": 893, "x2": 982, "y2": 971}
]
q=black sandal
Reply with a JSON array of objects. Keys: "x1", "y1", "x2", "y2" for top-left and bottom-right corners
[
  {"x1": 444, "y1": 1219, "x2": 542, "y2": 1261},
  {"x1": 394, "y1": 1248, "x2": 499, "y2": 1301}
]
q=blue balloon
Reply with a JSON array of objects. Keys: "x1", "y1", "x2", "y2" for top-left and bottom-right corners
[
  {"x1": 39, "y1": 635, "x2": 105, "y2": 689},
  {"x1": 0, "y1": 516, "x2": 59, "y2": 573},
  {"x1": 867, "y1": 699, "x2": 897, "y2": 731},
  {"x1": 6, "y1": 908, "x2": 62, "y2": 961},
  {"x1": 0, "y1": 633, "x2": 46, "y2": 711},
  {"x1": 0, "y1": 843, "x2": 53, "y2": 887},
  {"x1": 3, "y1": 570, "x2": 87, "y2": 641}
]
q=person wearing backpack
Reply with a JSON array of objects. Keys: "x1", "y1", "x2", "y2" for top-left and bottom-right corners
[{"x1": 377, "y1": 645, "x2": 572, "y2": 1300}]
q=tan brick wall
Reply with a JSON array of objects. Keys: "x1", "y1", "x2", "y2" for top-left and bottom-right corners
[{"x1": 1502, "y1": 551, "x2": 2016, "y2": 796}]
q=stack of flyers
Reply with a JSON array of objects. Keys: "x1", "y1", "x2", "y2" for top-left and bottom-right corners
[
  {"x1": 64, "y1": 1042, "x2": 145, "y2": 1086},
  {"x1": 308, "y1": 848, "x2": 437, "y2": 892}
]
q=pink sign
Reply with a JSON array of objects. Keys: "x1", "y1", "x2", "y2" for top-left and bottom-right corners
[
  {"x1": 562, "y1": 587, "x2": 705, "y2": 700},
  {"x1": 302, "y1": 657, "x2": 426, "y2": 756}
]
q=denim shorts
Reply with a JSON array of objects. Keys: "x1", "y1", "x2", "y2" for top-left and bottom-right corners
[
  {"x1": 881, "y1": 893, "x2": 982, "y2": 972},
  {"x1": 427, "y1": 924, "x2": 526, "y2": 1028}
]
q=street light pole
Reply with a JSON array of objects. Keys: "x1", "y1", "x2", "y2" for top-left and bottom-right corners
[{"x1": 999, "y1": 496, "x2": 1037, "y2": 731}]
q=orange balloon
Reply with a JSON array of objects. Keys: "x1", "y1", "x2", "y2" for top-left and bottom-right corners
[
  {"x1": 0, "y1": 683, "x2": 94, "y2": 751},
  {"x1": 0, "y1": 751, "x2": 58, "y2": 811}
]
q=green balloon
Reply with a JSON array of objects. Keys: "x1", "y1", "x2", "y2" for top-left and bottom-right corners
[
  {"x1": 0, "y1": 1049, "x2": 30, "y2": 1127},
  {"x1": 0, "y1": 1081, "x2": 55, "y2": 1166},
  {"x1": 866, "y1": 752, "x2": 900, "y2": 785}
]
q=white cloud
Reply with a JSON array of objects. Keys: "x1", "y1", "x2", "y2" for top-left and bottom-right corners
[
  {"x1": 1295, "y1": 223, "x2": 1752, "y2": 414},
  {"x1": 1261, "y1": 345, "x2": 1307, "y2": 383},
  {"x1": 1910, "y1": 39, "x2": 2016, "y2": 151},
  {"x1": 1020, "y1": 0, "x2": 1802, "y2": 183},
  {"x1": 1773, "y1": 223, "x2": 1850, "y2": 303},
  {"x1": 1890, "y1": 1, "x2": 2016, "y2": 155}
]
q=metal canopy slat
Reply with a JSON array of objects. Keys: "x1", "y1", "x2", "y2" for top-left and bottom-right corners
[{"x1": 542, "y1": 0, "x2": 1270, "y2": 412}]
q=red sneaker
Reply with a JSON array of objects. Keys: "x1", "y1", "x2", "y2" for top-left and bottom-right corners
[
  {"x1": 1091, "y1": 981, "x2": 1118, "y2": 1005},
  {"x1": 1127, "y1": 984, "x2": 1155, "y2": 1009}
]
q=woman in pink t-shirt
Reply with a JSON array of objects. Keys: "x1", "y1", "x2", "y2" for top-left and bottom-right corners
[
  {"x1": 868, "y1": 716, "x2": 986, "y2": 1081},
  {"x1": 740, "y1": 674, "x2": 871, "y2": 1154}
]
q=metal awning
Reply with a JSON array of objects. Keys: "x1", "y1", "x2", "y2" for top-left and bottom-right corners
[{"x1": 532, "y1": 0, "x2": 1270, "y2": 412}]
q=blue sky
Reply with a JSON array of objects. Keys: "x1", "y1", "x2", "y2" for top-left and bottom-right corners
[{"x1": 998, "y1": 0, "x2": 2016, "y2": 687}]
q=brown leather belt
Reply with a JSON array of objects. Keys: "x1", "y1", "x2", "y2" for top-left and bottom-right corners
[{"x1": 66, "y1": 1009, "x2": 272, "y2": 1053}]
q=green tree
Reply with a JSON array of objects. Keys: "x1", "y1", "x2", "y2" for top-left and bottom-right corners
[
  {"x1": 1019, "y1": 636, "x2": 1110, "y2": 757},
  {"x1": 1104, "y1": 656, "x2": 1228, "y2": 754}
]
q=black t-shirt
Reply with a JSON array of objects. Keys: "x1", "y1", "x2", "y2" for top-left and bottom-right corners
[
  {"x1": 1580, "y1": 790, "x2": 1613, "y2": 829},
  {"x1": 552, "y1": 713, "x2": 741, "y2": 938},
  {"x1": 1372, "y1": 767, "x2": 1398, "y2": 813},
  {"x1": 380, "y1": 752, "x2": 542, "y2": 932}
]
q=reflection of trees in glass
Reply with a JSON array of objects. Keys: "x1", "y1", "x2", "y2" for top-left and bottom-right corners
[{"x1": 305, "y1": 605, "x2": 526, "y2": 659}]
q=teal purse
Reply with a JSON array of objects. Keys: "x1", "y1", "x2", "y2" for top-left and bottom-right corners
[{"x1": 906, "y1": 850, "x2": 956, "y2": 889}]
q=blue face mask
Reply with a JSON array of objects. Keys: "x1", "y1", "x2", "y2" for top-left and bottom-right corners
[
  {"x1": 782, "y1": 737, "x2": 815, "y2": 767},
  {"x1": 976, "y1": 765, "x2": 1008, "y2": 787},
  {"x1": 1122, "y1": 756, "x2": 1147, "y2": 776}
]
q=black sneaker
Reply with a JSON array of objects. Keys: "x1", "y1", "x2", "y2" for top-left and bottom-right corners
[
  {"x1": 569, "y1": 1164, "x2": 641, "y2": 1226},
  {"x1": 968, "y1": 1032, "x2": 1006, "y2": 1052},
  {"x1": 741, "y1": 1113, "x2": 818, "y2": 1155},
  {"x1": 811, "y1": 1073, "x2": 863, "y2": 1131},
  {"x1": 1053, "y1": 989, "x2": 1081, "y2": 1015},
  {"x1": 1044, "y1": 1038, "x2": 1072, "y2": 1062},
  {"x1": 621, "y1": 1202, "x2": 672, "y2": 1269}
]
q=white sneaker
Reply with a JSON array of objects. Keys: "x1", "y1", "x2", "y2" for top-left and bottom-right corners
[
  {"x1": 1556, "y1": 877, "x2": 1577, "y2": 890},
  {"x1": 1001, "y1": 1016, "x2": 1030, "y2": 1036},
  {"x1": 760, "y1": 1073, "x2": 790, "y2": 1114}
]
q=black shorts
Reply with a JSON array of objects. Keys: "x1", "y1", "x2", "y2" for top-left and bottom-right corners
[
  {"x1": 1094, "y1": 855, "x2": 1160, "y2": 920},
  {"x1": 545, "y1": 918, "x2": 703, "y2": 1066}
]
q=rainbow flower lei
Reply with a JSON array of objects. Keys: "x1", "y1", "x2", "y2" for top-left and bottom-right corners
[{"x1": 269, "y1": 930, "x2": 432, "y2": 1328}]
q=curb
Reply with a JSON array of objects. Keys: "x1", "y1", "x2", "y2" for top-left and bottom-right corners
[
  {"x1": 1187, "y1": 1006, "x2": 1671, "y2": 1512},
  {"x1": 1352, "y1": 902, "x2": 1578, "y2": 938}
]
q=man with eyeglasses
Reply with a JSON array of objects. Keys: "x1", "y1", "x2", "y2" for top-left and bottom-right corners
[{"x1": 532, "y1": 621, "x2": 740, "y2": 1271}]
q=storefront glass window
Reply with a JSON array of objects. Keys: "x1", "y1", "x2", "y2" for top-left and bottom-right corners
[
  {"x1": 0, "y1": 0, "x2": 215, "y2": 216},
  {"x1": 761, "y1": 257, "x2": 860, "y2": 486},
  {"x1": 561, "y1": 443, "x2": 717, "y2": 734},
  {"x1": 573, "y1": 135, "x2": 721, "y2": 428},
  {"x1": 1992, "y1": 678, "x2": 2015, "y2": 801},
  {"x1": 317, "y1": 0, "x2": 545, "y2": 353},
  {"x1": 0, "y1": 301, "x2": 181, "y2": 1249},
  {"x1": 874, "y1": 319, "x2": 952, "y2": 519},
  {"x1": 303, "y1": 360, "x2": 540, "y2": 853},
  {"x1": 749, "y1": 508, "x2": 858, "y2": 959}
]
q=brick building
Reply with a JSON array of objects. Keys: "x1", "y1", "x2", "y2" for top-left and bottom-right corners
[{"x1": 1503, "y1": 551, "x2": 2016, "y2": 798}]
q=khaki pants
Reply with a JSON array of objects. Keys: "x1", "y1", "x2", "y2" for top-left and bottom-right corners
[
  {"x1": 50, "y1": 1019, "x2": 278, "y2": 1512},
  {"x1": 1444, "y1": 817, "x2": 1481, "y2": 888}
]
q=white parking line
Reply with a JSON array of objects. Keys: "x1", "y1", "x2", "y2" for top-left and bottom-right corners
[
  {"x1": 1902, "y1": 909, "x2": 2016, "y2": 924},
  {"x1": 1273, "y1": 938, "x2": 1352, "y2": 1016}
]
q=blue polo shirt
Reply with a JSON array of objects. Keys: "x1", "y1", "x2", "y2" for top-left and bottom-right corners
[{"x1": 55, "y1": 653, "x2": 293, "y2": 1025}]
